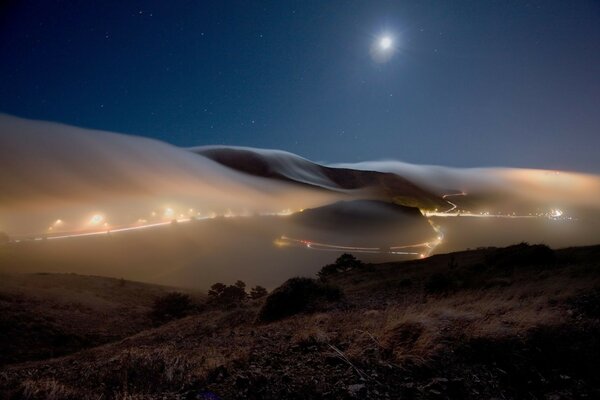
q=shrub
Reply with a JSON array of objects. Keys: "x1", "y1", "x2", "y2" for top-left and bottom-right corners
[
  {"x1": 424, "y1": 272, "x2": 454, "y2": 294},
  {"x1": 249, "y1": 285, "x2": 268, "y2": 300},
  {"x1": 150, "y1": 292, "x2": 193, "y2": 323},
  {"x1": 208, "y1": 282, "x2": 226, "y2": 297},
  {"x1": 318, "y1": 253, "x2": 365, "y2": 279},
  {"x1": 486, "y1": 243, "x2": 556, "y2": 269},
  {"x1": 0, "y1": 231, "x2": 8, "y2": 245},
  {"x1": 258, "y1": 277, "x2": 342, "y2": 322},
  {"x1": 208, "y1": 281, "x2": 248, "y2": 306}
]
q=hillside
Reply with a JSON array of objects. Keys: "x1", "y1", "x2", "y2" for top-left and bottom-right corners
[
  {"x1": 0, "y1": 244, "x2": 599, "y2": 399},
  {"x1": 0, "y1": 273, "x2": 197, "y2": 366},
  {"x1": 193, "y1": 146, "x2": 446, "y2": 210}
]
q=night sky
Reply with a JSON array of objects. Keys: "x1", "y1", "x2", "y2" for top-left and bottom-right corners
[{"x1": 1, "y1": 1, "x2": 599, "y2": 171}]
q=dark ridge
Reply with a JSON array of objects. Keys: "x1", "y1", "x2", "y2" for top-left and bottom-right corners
[{"x1": 193, "y1": 146, "x2": 446, "y2": 209}]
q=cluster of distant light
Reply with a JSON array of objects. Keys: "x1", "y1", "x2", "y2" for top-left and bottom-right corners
[
  {"x1": 423, "y1": 192, "x2": 572, "y2": 221},
  {"x1": 9, "y1": 193, "x2": 573, "y2": 263},
  {"x1": 2, "y1": 206, "x2": 301, "y2": 243},
  {"x1": 424, "y1": 207, "x2": 571, "y2": 220}
]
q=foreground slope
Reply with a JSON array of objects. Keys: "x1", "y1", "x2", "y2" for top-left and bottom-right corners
[
  {"x1": 1, "y1": 244, "x2": 598, "y2": 399},
  {"x1": 0, "y1": 273, "x2": 194, "y2": 366}
]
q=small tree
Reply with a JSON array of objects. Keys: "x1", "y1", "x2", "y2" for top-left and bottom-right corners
[
  {"x1": 208, "y1": 281, "x2": 248, "y2": 306},
  {"x1": 208, "y1": 282, "x2": 227, "y2": 298},
  {"x1": 335, "y1": 253, "x2": 364, "y2": 271},
  {"x1": 221, "y1": 284, "x2": 247, "y2": 303},
  {"x1": 250, "y1": 285, "x2": 268, "y2": 300},
  {"x1": 0, "y1": 232, "x2": 9, "y2": 245},
  {"x1": 318, "y1": 253, "x2": 365, "y2": 279},
  {"x1": 150, "y1": 292, "x2": 193, "y2": 323}
]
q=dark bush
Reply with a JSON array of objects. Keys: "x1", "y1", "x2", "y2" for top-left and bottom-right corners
[
  {"x1": 249, "y1": 285, "x2": 268, "y2": 300},
  {"x1": 486, "y1": 242, "x2": 556, "y2": 269},
  {"x1": 567, "y1": 289, "x2": 600, "y2": 318},
  {"x1": 447, "y1": 256, "x2": 458, "y2": 269},
  {"x1": 318, "y1": 253, "x2": 365, "y2": 279},
  {"x1": 398, "y1": 278, "x2": 412, "y2": 287},
  {"x1": 208, "y1": 281, "x2": 248, "y2": 306},
  {"x1": 258, "y1": 277, "x2": 342, "y2": 322},
  {"x1": 0, "y1": 231, "x2": 8, "y2": 245},
  {"x1": 150, "y1": 292, "x2": 194, "y2": 323},
  {"x1": 208, "y1": 282, "x2": 226, "y2": 297},
  {"x1": 425, "y1": 272, "x2": 454, "y2": 294}
]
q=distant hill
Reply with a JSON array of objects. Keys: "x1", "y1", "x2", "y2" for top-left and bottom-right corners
[
  {"x1": 193, "y1": 146, "x2": 446, "y2": 210},
  {"x1": 288, "y1": 199, "x2": 434, "y2": 248},
  {"x1": 292, "y1": 200, "x2": 424, "y2": 229}
]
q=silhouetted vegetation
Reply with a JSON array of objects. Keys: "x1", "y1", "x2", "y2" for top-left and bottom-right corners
[
  {"x1": 425, "y1": 272, "x2": 454, "y2": 294},
  {"x1": 448, "y1": 256, "x2": 458, "y2": 269},
  {"x1": 258, "y1": 277, "x2": 342, "y2": 322},
  {"x1": 208, "y1": 280, "x2": 248, "y2": 306},
  {"x1": 318, "y1": 253, "x2": 366, "y2": 279},
  {"x1": 249, "y1": 285, "x2": 268, "y2": 300},
  {"x1": 486, "y1": 242, "x2": 556, "y2": 269},
  {"x1": 0, "y1": 231, "x2": 8, "y2": 245},
  {"x1": 150, "y1": 292, "x2": 194, "y2": 323}
]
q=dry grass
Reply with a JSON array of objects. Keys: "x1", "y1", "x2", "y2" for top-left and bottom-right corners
[
  {"x1": 1, "y1": 244, "x2": 599, "y2": 399},
  {"x1": 20, "y1": 378, "x2": 79, "y2": 400}
]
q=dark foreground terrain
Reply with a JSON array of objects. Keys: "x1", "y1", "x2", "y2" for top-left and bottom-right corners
[{"x1": 1, "y1": 243, "x2": 599, "y2": 399}]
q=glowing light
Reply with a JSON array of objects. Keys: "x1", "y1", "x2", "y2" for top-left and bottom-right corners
[
  {"x1": 371, "y1": 33, "x2": 397, "y2": 63},
  {"x1": 273, "y1": 239, "x2": 289, "y2": 248},
  {"x1": 89, "y1": 214, "x2": 104, "y2": 225},
  {"x1": 551, "y1": 209, "x2": 563, "y2": 217},
  {"x1": 164, "y1": 207, "x2": 174, "y2": 218},
  {"x1": 379, "y1": 36, "x2": 392, "y2": 50},
  {"x1": 54, "y1": 219, "x2": 63, "y2": 226}
]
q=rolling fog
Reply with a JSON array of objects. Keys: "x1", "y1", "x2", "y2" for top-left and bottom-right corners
[
  {"x1": 333, "y1": 160, "x2": 600, "y2": 212},
  {"x1": 1, "y1": 115, "x2": 600, "y2": 289},
  {"x1": 0, "y1": 114, "x2": 342, "y2": 235},
  {"x1": 0, "y1": 214, "x2": 434, "y2": 289}
]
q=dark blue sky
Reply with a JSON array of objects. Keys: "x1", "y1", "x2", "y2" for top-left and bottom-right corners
[{"x1": 1, "y1": 1, "x2": 599, "y2": 171}]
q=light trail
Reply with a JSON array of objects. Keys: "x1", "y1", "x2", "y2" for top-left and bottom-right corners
[
  {"x1": 13, "y1": 217, "x2": 212, "y2": 242},
  {"x1": 277, "y1": 236, "x2": 426, "y2": 256},
  {"x1": 9, "y1": 208, "x2": 298, "y2": 243},
  {"x1": 441, "y1": 192, "x2": 466, "y2": 213},
  {"x1": 424, "y1": 192, "x2": 569, "y2": 220}
]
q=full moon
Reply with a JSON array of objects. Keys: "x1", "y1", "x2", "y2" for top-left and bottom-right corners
[
  {"x1": 379, "y1": 36, "x2": 392, "y2": 50},
  {"x1": 371, "y1": 34, "x2": 395, "y2": 63}
]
